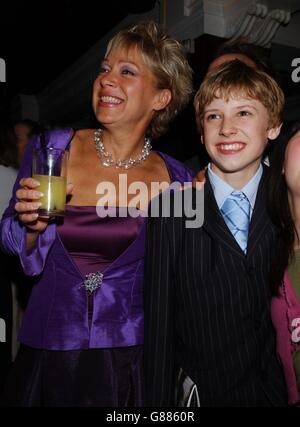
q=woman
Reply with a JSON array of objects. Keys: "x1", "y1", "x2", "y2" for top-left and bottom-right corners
[
  {"x1": 0, "y1": 22, "x2": 194, "y2": 406},
  {"x1": 268, "y1": 120, "x2": 300, "y2": 406}
]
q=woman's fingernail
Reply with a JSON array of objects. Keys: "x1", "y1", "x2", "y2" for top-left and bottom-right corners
[
  {"x1": 34, "y1": 192, "x2": 44, "y2": 198},
  {"x1": 32, "y1": 179, "x2": 40, "y2": 186},
  {"x1": 32, "y1": 202, "x2": 42, "y2": 209}
]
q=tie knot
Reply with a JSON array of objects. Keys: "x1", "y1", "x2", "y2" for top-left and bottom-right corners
[{"x1": 230, "y1": 190, "x2": 247, "y2": 201}]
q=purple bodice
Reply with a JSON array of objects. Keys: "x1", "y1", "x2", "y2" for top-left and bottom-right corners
[{"x1": 58, "y1": 206, "x2": 144, "y2": 276}]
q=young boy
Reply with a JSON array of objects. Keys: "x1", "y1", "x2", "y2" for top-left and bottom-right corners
[{"x1": 144, "y1": 60, "x2": 287, "y2": 406}]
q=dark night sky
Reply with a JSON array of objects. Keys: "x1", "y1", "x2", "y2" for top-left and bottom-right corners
[{"x1": 0, "y1": 0, "x2": 156, "y2": 98}]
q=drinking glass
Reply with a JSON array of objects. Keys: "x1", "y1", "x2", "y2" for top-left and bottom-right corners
[{"x1": 32, "y1": 147, "x2": 68, "y2": 217}]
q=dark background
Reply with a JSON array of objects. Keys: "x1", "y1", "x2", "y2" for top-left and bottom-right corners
[
  {"x1": 0, "y1": 0, "x2": 156, "y2": 103},
  {"x1": 0, "y1": 0, "x2": 199, "y2": 161},
  {"x1": 1, "y1": 1, "x2": 300, "y2": 163}
]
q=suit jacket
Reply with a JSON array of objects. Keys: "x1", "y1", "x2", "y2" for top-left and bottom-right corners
[{"x1": 144, "y1": 168, "x2": 287, "y2": 406}]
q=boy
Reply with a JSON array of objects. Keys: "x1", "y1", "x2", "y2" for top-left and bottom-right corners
[{"x1": 144, "y1": 60, "x2": 287, "y2": 406}]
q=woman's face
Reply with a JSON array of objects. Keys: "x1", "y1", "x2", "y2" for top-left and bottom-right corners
[
  {"x1": 284, "y1": 130, "x2": 300, "y2": 197},
  {"x1": 92, "y1": 46, "x2": 170, "y2": 133}
]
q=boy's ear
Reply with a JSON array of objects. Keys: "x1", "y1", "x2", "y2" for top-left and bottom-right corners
[
  {"x1": 153, "y1": 89, "x2": 172, "y2": 111},
  {"x1": 267, "y1": 122, "x2": 282, "y2": 140}
]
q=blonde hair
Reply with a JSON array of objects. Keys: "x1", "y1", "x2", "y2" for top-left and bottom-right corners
[
  {"x1": 194, "y1": 60, "x2": 284, "y2": 133},
  {"x1": 106, "y1": 21, "x2": 194, "y2": 138}
]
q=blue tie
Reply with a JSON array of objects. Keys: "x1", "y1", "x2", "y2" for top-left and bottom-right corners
[{"x1": 221, "y1": 191, "x2": 250, "y2": 253}]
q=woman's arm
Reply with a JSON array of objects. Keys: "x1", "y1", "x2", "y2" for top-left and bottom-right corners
[{"x1": 0, "y1": 136, "x2": 56, "y2": 275}]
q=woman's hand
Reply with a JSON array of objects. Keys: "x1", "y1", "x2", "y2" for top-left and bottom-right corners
[
  {"x1": 15, "y1": 177, "x2": 49, "y2": 232},
  {"x1": 15, "y1": 177, "x2": 74, "y2": 233}
]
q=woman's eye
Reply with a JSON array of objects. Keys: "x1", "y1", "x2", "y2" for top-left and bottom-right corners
[
  {"x1": 238, "y1": 110, "x2": 251, "y2": 117},
  {"x1": 121, "y1": 68, "x2": 135, "y2": 76},
  {"x1": 98, "y1": 66, "x2": 109, "y2": 74}
]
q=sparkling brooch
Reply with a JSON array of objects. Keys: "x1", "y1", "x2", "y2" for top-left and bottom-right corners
[{"x1": 82, "y1": 271, "x2": 103, "y2": 293}]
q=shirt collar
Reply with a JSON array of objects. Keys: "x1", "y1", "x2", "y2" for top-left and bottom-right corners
[{"x1": 207, "y1": 163, "x2": 263, "y2": 212}]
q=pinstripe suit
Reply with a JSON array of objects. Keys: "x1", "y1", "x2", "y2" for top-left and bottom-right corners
[{"x1": 144, "y1": 168, "x2": 287, "y2": 406}]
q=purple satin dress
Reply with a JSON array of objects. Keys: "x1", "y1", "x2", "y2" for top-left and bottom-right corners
[{"x1": 2, "y1": 206, "x2": 145, "y2": 407}]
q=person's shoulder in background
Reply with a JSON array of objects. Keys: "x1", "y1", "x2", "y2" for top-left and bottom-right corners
[
  {"x1": 0, "y1": 165, "x2": 18, "y2": 217},
  {"x1": 184, "y1": 155, "x2": 202, "y2": 174}
]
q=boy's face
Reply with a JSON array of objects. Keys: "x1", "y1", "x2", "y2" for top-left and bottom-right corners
[{"x1": 202, "y1": 96, "x2": 281, "y2": 187}]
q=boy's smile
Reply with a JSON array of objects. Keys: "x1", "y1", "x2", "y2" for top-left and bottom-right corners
[
  {"x1": 215, "y1": 141, "x2": 245, "y2": 154},
  {"x1": 202, "y1": 96, "x2": 281, "y2": 188}
]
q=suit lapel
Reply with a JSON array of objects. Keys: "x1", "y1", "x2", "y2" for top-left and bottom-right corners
[
  {"x1": 247, "y1": 168, "x2": 271, "y2": 258},
  {"x1": 202, "y1": 179, "x2": 245, "y2": 259}
]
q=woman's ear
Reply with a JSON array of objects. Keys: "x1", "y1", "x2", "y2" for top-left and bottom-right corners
[
  {"x1": 267, "y1": 122, "x2": 282, "y2": 140},
  {"x1": 153, "y1": 89, "x2": 172, "y2": 111}
]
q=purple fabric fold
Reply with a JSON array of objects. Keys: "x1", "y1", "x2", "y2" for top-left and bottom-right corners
[
  {"x1": 0, "y1": 216, "x2": 56, "y2": 275},
  {"x1": 58, "y1": 205, "x2": 144, "y2": 276}
]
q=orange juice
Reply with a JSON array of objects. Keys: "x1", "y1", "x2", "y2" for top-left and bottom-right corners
[{"x1": 33, "y1": 174, "x2": 66, "y2": 216}]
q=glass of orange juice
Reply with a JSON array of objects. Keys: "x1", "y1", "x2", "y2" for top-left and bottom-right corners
[{"x1": 32, "y1": 147, "x2": 68, "y2": 217}]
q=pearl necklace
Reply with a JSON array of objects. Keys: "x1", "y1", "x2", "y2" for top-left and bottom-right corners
[{"x1": 94, "y1": 128, "x2": 152, "y2": 169}]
